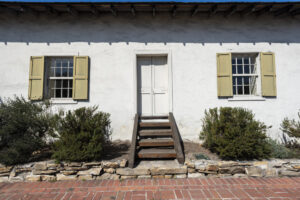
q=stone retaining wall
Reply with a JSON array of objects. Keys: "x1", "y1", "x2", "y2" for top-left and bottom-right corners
[{"x1": 1, "y1": 159, "x2": 300, "y2": 182}]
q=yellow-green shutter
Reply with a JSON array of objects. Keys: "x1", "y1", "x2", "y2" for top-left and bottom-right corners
[
  {"x1": 217, "y1": 53, "x2": 233, "y2": 97},
  {"x1": 28, "y1": 56, "x2": 44, "y2": 100},
  {"x1": 260, "y1": 52, "x2": 277, "y2": 97},
  {"x1": 73, "y1": 56, "x2": 89, "y2": 100}
]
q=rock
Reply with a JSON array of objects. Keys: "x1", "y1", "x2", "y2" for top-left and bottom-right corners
[
  {"x1": 188, "y1": 173, "x2": 205, "y2": 178},
  {"x1": 9, "y1": 176, "x2": 24, "y2": 182},
  {"x1": 218, "y1": 161, "x2": 238, "y2": 168},
  {"x1": 119, "y1": 159, "x2": 127, "y2": 168},
  {"x1": 78, "y1": 175, "x2": 94, "y2": 181},
  {"x1": 41, "y1": 175, "x2": 56, "y2": 182},
  {"x1": 188, "y1": 168, "x2": 196, "y2": 173},
  {"x1": 266, "y1": 169, "x2": 278, "y2": 177},
  {"x1": 195, "y1": 161, "x2": 206, "y2": 171},
  {"x1": 0, "y1": 173, "x2": 10, "y2": 177},
  {"x1": 254, "y1": 161, "x2": 268, "y2": 170},
  {"x1": 0, "y1": 177, "x2": 9, "y2": 182},
  {"x1": 0, "y1": 166, "x2": 13, "y2": 174},
  {"x1": 165, "y1": 175, "x2": 173, "y2": 179},
  {"x1": 47, "y1": 163, "x2": 60, "y2": 170},
  {"x1": 64, "y1": 166, "x2": 88, "y2": 171},
  {"x1": 174, "y1": 174, "x2": 187, "y2": 179},
  {"x1": 26, "y1": 175, "x2": 41, "y2": 182},
  {"x1": 245, "y1": 166, "x2": 264, "y2": 177},
  {"x1": 77, "y1": 167, "x2": 102, "y2": 176},
  {"x1": 97, "y1": 173, "x2": 120, "y2": 180},
  {"x1": 83, "y1": 162, "x2": 101, "y2": 167},
  {"x1": 34, "y1": 162, "x2": 47, "y2": 171},
  {"x1": 120, "y1": 175, "x2": 136, "y2": 180},
  {"x1": 219, "y1": 168, "x2": 230, "y2": 174},
  {"x1": 33, "y1": 170, "x2": 57, "y2": 175},
  {"x1": 15, "y1": 167, "x2": 32, "y2": 173},
  {"x1": 116, "y1": 168, "x2": 150, "y2": 176},
  {"x1": 206, "y1": 164, "x2": 219, "y2": 172},
  {"x1": 137, "y1": 175, "x2": 151, "y2": 179},
  {"x1": 152, "y1": 175, "x2": 165, "y2": 179},
  {"x1": 104, "y1": 168, "x2": 115, "y2": 174},
  {"x1": 233, "y1": 173, "x2": 247, "y2": 178},
  {"x1": 230, "y1": 167, "x2": 245, "y2": 175},
  {"x1": 56, "y1": 174, "x2": 77, "y2": 181},
  {"x1": 102, "y1": 161, "x2": 119, "y2": 168},
  {"x1": 185, "y1": 161, "x2": 195, "y2": 168},
  {"x1": 279, "y1": 170, "x2": 300, "y2": 177},
  {"x1": 66, "y1": 162, "x2": 82, "y2": 167},
  {"x1": 150, "y1": 166, "x2": 187, "y2": 175},
  {"x1": 61, "y1": 171, "x2": 77, "y2": 176},
  {"x1": 292, "y1": 165, "x2": 300, "y2": 170}
]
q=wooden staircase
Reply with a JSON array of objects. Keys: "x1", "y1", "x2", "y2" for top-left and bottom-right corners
[{"x1": 128, "y1": 113, "x2": 184, "y2": 168}]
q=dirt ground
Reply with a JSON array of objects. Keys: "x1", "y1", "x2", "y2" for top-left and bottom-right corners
[{"x1": 102, "y1": 140, "x2": 220, "y2": 162}]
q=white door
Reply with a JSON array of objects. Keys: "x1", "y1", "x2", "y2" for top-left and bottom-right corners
[{"x1": 137, "y1": 56, "x2": 169, "y2": 116}]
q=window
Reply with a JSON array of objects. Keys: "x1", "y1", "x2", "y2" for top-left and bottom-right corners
[
  {"x1": 231, "y1": 54, "x2": 259, "y2": 96},
  {"x1": 45, "y1": 57, "x2": 73, "y2": 99}
]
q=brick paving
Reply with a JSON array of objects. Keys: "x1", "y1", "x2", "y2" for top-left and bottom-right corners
[{"x1": 0, "y1": 177, "x2": 300, "y2": 200}]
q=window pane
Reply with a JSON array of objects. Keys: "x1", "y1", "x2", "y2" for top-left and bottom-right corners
[
  {"x1": 232, "y1": 58, "x2": 236, "y2": 64},
  {"x1": 62, "y1": 60, "x2": 68, "y2": 67},
  {"x1": 238, "y1": 86, "x2": 243, "y2": 95},
  {"x1": 237, "y1": 65, "x2": 243, "y2": 74},
  {"x1": 55, "y1": 68, "x2": 61, "y2": 77},
  {"x1": 251, "y1": 65, "x2": 256, "y2": 74},
  {"x1": 50, "y1": 80, "x2": 55, "y2": 89},
  {"x1": 237, "y1": 77, "x2": 242, "y2": 85},
  {"x1": 232, "y1": 65, "x2": 236, "y2": 74},
  {"x1": 244, "y1": 86, "x2": 250, "y2": 95},
  {"x1": 51, "y1": 68, "x2": 55, "y2": 76},
  {"x1": 56, "y1": 80, "x2": 62, "y2": 88},
  {"x1": 69, "y1": 60, "x2": 73, "y2": 67},
  {"x1": 233, "y1": 86, "x2": 236, "y2": 95},
  {"x1": 56, "y1": 59, "x2": 61, "y2": 67},
  {"x1": 69, "y1": 89, "x2": 73, "y2": 97},
  {"x1": 69, "y1": 68, "x2": 73, "y2": 77},
  {"x1": 237, "y1": 58, "x2": 242, "y2": 65},
  {"x1": 62, "y1": 68, "x2": 68, "y2": 77},
  {"x1": 232, "y1": 77, "x2": 236, "y2": 85},
  {"x1": 63, "y1": 80, "x2": 68, "y2": 88},
  {"x1": 244, "y1": 65, "x2": 250, "y2": 74},
  {"x1": 50, "y1": 89, "x2": 55, "y2": 98},
  {"x1": 244, "y1": 76, "x2": 249, "y2": 85},
  {"x1": 55, "y1": 89, "x2": 61, "y2": 98},
  {"x1": 69, "y1": 80, "x2": 73, "y2": 88},
  {"x1": 62, "y1": 89, "x2": 68, "y2": 98},
  {"x1": 244, "y1": 58, "x2": 249, "y2": 64}
]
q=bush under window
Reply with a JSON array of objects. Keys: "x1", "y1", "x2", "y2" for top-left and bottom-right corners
[
  {"x1": 200, "y1": 107, "x2": 271, "y2": 160},
  {"x1": 52, "y1": 106, "x2": 111, "y2": 162},
  {"x1": 281, "y1": 111, "x2": 300, "y2": 148},
  {"x1": 0, "y1": 96, "x2": 54, "y2": 165}
]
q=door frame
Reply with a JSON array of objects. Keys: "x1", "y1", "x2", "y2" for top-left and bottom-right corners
[{"x1": 133, "y1": 50, "x2": 173, "y2": 116}]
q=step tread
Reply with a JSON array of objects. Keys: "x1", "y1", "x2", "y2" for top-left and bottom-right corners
[
  {"x1": 140, "y1": 115, "x2": 169, "y2": 120},
  {"x1": 138, "y1": 138, "x2": 174, "y2": 147},
  {"x1": 137, "y1": 148, "x2": 177, "y2": 158},
  {"x1": 139, "y1": 129, "x2": 173, "y2": 137},
  {"x1": 139, "y1": 122, "x2": 171, "y2": 127}
]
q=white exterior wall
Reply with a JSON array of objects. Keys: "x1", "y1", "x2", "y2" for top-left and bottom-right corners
[{"x1": 0, "y1": 13, "x2": 300, "y2": 141}]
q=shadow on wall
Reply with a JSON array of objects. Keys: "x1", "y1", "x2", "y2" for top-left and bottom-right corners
[{"x1": 0, "y1": 12, "x2": 299, "y2": 44}]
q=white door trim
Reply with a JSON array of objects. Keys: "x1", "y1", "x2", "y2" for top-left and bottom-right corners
[{"x1": 133, "y1": 50, "x2": 173, "y2": 115}]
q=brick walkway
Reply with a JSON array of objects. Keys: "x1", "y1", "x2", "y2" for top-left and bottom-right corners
[{"x1": 0, "y1": 177, "x2": 300, "y2": 200}]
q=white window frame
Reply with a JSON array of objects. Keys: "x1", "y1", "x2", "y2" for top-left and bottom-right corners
[{"x1": 229, "y1": 53, "x2": 265, "y2": 101}]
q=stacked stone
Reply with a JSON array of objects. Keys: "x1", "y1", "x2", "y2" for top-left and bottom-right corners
[{"x1": 1, "y1": 159, "x2": 300, "y2": 182}]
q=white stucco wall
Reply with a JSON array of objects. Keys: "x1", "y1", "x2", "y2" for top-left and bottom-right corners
[{"x1": 0, "y1": 13, "x2": 300, "y2": 141}]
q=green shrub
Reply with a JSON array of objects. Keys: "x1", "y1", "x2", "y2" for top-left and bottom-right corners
[
  {"x1": 267, "y1": 139, "x2": 295, "y2": 159},
  {"x1": 200, "y1": 107, "x2": 271, "y2": 160},
  {"x1": 52, "y1": 106, "x2": 111, "y2": 162},
  {"x1": 0, "y1": 96, "x2": 55, "y2": 165},
  {"x1": 281, "y1": 111, "x2": 300, "y2": 147}
]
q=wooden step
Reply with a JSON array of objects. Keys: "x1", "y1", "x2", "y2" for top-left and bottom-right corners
[
  {"x1": 140, "y1": 115, "x2": 169, "y2": 120},
  {"x1": 139, "y1": 122, "x2": 170, "y2": 128},
  {"x1": 139, "y1": 129, "x2": 172, "y2": 137},
  {"x1": 138, "y1": 138, "x2": 174, "y2": 147},
  {"x1": 137, "y1": 148, "x2": 177, "y2": 159}
]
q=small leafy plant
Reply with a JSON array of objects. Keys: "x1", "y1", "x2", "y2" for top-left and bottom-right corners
[
  {"x1": 200, "y1": 107, "x2": 271, "y2": 160},
  {"x1": 281, "y1": 111, "x2": 300, "y2": 147},
  {"x1": 52, "y1": 106, "x2": 111, "y2": 162}
]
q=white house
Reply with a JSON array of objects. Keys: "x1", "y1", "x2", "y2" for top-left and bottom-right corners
[{"x1": 0, "y1": 0, "x2": 300, "y2": 145}]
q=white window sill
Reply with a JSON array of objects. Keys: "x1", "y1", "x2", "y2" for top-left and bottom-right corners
[
  {"x1": 50, "y1": 99, "x2": 78, "y2": 104},
  {"x1": 228, "y1": 96, "x2": 266, "y2": 101}
]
